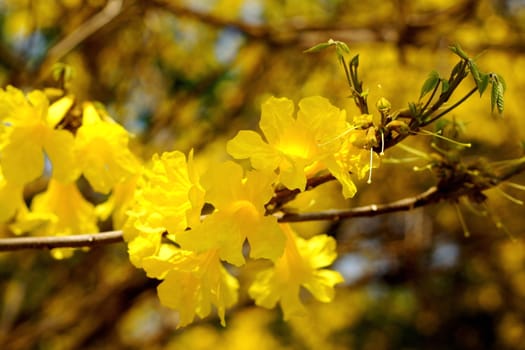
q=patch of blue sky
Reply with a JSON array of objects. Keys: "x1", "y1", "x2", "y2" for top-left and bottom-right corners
[{"x1": 215, "y1": 27, "x2": 244, "y2": 64}]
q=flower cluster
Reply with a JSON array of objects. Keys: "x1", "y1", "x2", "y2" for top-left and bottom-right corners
[
  {"x1": 227, "y1": 96, "x2": 379, "y2": 198},
  {"x1": 1, "y1": 86, "x2": 372, "y2": 326},
  {"x1": 123, "y1": 96, "x2": 383, "y2": 327},
  {"x1": 0, "y1": 86, "x2": 140, "y2": 258}
]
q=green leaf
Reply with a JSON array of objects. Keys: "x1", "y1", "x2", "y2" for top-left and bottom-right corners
[
  {"x1": 477, "y1": 73, "x2": 490, "y2": 96},
  {"x1": 449, "y1": 43, "x2": 469, "y2": 60},
  {"x1": 51, "y1": 63, "x2": 74, "y2": 83},
  {"x1": 490, "y1": 73, "x2": 506, "y2": 114},
  {"x1": 491, "y1": 80, "x2": 505, "y2": 114},
  {"x1": 408, "y1": 102, "x2": 419, "y2": 118},
  {"x1": 350, "y1": 54, "x2": 359, "y2": 68},
  {"x1": 303, "y1": 39, "x2": 350, "y2": 57},
  {"x1": 468, "y1": 60, "x2": 481, "y2": 83},
  {"x1": 441, "y1": 78, "x2": 450, "y2": 94},
  {"x1": 490, "y1": 80, "x2": 497, "y2": 113},
  {"x1": 420, "y1": 70, "x2": 440, "y2": 99},
  {"x1": 303, "y1": 42, "x2": 332, "y2": 53},
  {"x1": 467, "y1": 61, "x2": 489, "y2": 96},
  {"x1": 496, "y1": 81, "x2": 505, "y2": 114},
  {"x1": 497, "y1": 73, "x2": 507, "y2": 92},
  {"x1": 450, "y1": 61, "x2": 464, "y2": 80},
  {"x1": 334, "y1": 41, "x2": 350, "y2": 56}
]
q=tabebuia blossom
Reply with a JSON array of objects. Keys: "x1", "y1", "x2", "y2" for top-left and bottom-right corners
[
  {"x1": 249, "y1": 224, "x2": 344, "y2": 319},
  {"x1": 176, "y1": 161, "x2": 285, "y2": 266},
  {"x1": 123, "y1": 150, "x2": 205, "y2": 267},
  {"x1": 0, "y1": 86, "x2": 79, "y2": 184},
  {"x1": 227, "y1": 96, "x2": 377, "y2": 198},
  {"x1": 142, "y1": 244, "x2": 239, "y2": 328}
]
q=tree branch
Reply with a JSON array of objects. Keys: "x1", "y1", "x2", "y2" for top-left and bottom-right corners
[
  {"x1": 0, "y1": 157, "x2": 523, "y2": 252},
  {"x1": 0, "y1": 230, "x2": 123, "y2": 252},
  {"x1": 277, "y1": 186, "x2": 440, "y2": 222},
  {"x1": 35, "y1": 0, "x2": 123, "y2": 82}
]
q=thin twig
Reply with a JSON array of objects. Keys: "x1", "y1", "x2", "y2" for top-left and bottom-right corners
[
  {"x1": 36, "y1": 0, "x2": 123, "y2": 81},
  {"x1": 1, "y1": 156, "x2": 523, "y2": 252},
  {"x1": 278, "y1": 186, "x2": 440, "y2": 222},
  {"x1": 0, "y1": 230, "x2": 123, "y2": 251}
]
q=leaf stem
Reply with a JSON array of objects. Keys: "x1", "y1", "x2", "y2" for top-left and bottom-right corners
[{"x1": 423, "y1": 87, "x2": 477, "y2": 125}]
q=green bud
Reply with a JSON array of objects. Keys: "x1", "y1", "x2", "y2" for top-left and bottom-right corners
[
  {"x1": 376, "y1": 97, "x2": 391, "y2": 113},
  {"x1": 385, "y1": 120, "x2": 410, "y2": 134}
]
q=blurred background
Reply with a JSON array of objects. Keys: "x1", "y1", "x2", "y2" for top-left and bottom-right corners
[{"x1": 1, "y1": 0, "x2": 525, "y2": 349}]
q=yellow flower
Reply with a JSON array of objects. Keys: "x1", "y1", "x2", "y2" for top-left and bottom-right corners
[
  {"x1": 176, "y1": 161, "x2": 284, "y2": 266},
  {"x1": 96, "y1": 173, "x2": 141, "y2": 229},
  {"x1": 0, "y1": 166, "x2": 26, "y2": 222},
  {"x1": 227, "y1": 96, "x2": 348, "y2": 191},
  {"x1": 249, "y1": 224, "x2": 344, "y2": 319},
  {"x1": 0, "y1": 87, "x2": 79, "y2": 184},
  {"x1": 75, "y1": 102, "x2": 140, "y2": 194},
  {"x1": 10, "y1": 179, "x2": 98, "y2": 259},
  {"x1": 123, "y1": 150, "x2": 204, "y2": 266},
  {"x1": 142, "y1": 245, "x2": 239, "y2": 328}
]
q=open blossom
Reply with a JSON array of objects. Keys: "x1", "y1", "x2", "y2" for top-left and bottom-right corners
[
  {"x1": 123, "y1": 150, "x2": 205, "y2": 267},
  {"x1": 0, "y1": 166, "x2": 25, "y2": 222},
  {"x1": 142, "y1": 244, "x2": 239, "y2": 328},
  {"x1": 227, "y1": 96, "x2": 348, "y2": 191},
  {"x1": 75, "y1": 102, "x2": 140, "y2": 194},
  {"x1": 176, "y1": 161, "x2": 285, "y2": 266},
  {"x1": 0, "y1": 87, "x2": 79, "y2": 185},
  {"x1": 249, "y1": 224, "x2": 344, "y2": 319},
  {"x1": 10, "y1": 179, "x2": 98, "y2": 259},
  {"x1": 227, "y1": 96, "x2": 377, "y2": 198}
]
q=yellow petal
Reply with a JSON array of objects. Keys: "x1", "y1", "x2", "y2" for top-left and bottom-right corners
[
  {"x1": 47, "y1": 95, "x2": 74, "y2": 128},
  {"x1": 75, "y1": 121, "x2": 138, "y2": 193},
  {"x1": 44, "y1": 129, "x2": 80, "y2": 183},
  {"x1": 259, "y1": 96, "x2": 295, "y2": 144},
  {"x1": 0, "y1": 174, "x2": 25, "y2": 222},
  {"x1": 82, "y1": 101, "x2": 102, "y2": 125},
  {"x1": 226, "y1": 130, "x2": 279, "y2": 170},
  {"x1": 245, "y1": 216, "x2": 285, "y2": 261},
  {"x1": 1, "y1": 127, "x2": 44, "y2": 184}
]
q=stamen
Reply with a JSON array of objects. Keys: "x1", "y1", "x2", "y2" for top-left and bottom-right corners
[
  {"x1": 367, "y1": 147, "x2": 373, "y2": 184},
  {"x1": 415, "y1": 129, "x2": 471, "y2": 148},
  {"x1": 317, "y1": 126, "x2": 357, "y2": 147},
  {"x1": 380, "y1": 130, "x2": 385, "y2": 155},
  {"x1": 482, "y1": 202, "x2": 515, "y2": 241},
  {"x1": 454, "y1": 202, "x2": 470, "y2": 237},
  {"x1": 496, "y1": 187, "x2": 524, "y2": 205},
  {"x1": 504, "y1": 182, "x2": 525, "y2": 191}
]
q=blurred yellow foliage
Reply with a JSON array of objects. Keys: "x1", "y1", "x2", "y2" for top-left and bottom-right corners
[{"x1": 1, "y1": 0, "x2": 525, "y2": 348}]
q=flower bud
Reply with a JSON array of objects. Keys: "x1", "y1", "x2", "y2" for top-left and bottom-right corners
[{"x1": 376, "y1": 97, "x2": 391, "y2": 113}]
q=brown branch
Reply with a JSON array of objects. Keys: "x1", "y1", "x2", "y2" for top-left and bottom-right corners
[
  {"x1": 0, "y1": 157, "x2": 523, "y2": 252},
  {"x1": 278, "y1": 186, "x2": 440, "y2": 222},
  {"x1": 0, "y1": 230, "x2": 123, "y2": 252},
  {"x1": 35, "y1": 0, "x2": 123, "y2": 82},
  {"x1": 266, "y1": 173, "x2": 336, "y2": 213},
  {"x1": 279, "y1": 157, "x2": 525, "y2": 222}
]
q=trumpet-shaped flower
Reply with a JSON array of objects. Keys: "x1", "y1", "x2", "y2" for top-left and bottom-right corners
[
  {"x1": 0, "y1": 166, "x2": 26, "y2": 222},
  {"x1": 142, "y1": 245, "x2": 239, "y2": 327},
  {"x1": 227, "y1": 96, "x2": 348, "y2": 191},
  {"x1": 75, "y1": 102, "x2": 140, "y2": 194},
  {"x1": 96, "y1": 173, "x2": 141, "y2": 229},
  {"x1": 324, "y1": 126, "x2": 381, "y2": 198},
  {"x1": 176, "y1": 161, "x2": 284, "y2": 266},
  {"x1": 10, "y1": 179, "x2": 98, "y2": 259},
  {"x1": 249, "y1": 224, "x2": 344, "y2": 319},
  {"x1": 124, "y1": 151, "x2": 204, "y2": 266},
  {"x1": 0, "y1": 87, "x2": 79, "y2": 184}
]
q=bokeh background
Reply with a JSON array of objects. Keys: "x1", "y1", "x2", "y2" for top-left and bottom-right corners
[{"x1": 1, "y1": 0, "x2": 525, "y2": 349}]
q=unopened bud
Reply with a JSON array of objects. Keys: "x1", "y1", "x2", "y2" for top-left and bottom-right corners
[
  {"x1": 376, "y1": 97, "x2": 391, "y2": 113},
  {"x1": 385, "y1": 120, "x2": 410, "y2": 134}
]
